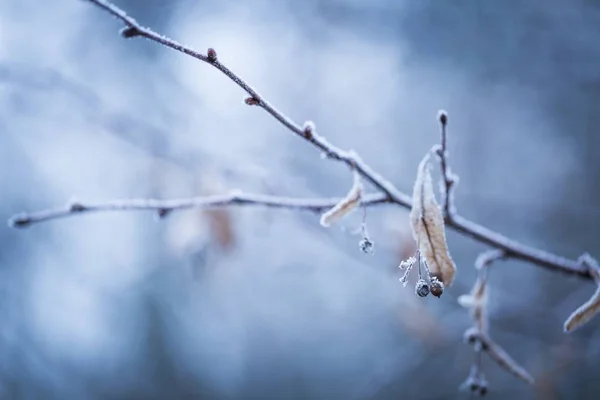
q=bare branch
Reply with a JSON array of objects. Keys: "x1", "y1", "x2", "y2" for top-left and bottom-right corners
[
  {"x1": 74, "y1": 0, "x2": 593, "y2": 280},
  {"x1": 434, "y1": 110, "x2": 456, "y2": 218},
  {"x1": 460, "y1": 250, "x2": 534, "y2": 394},
  {"x1": 8, "y1": 192, "x2": 389, "y2": 228},
  {"x1": 464, "y1": 329, "x2": 534, "y2": 385}
]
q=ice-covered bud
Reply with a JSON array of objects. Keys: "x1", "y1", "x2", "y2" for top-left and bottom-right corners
[
  {"x1": 399, "y1": 256, "x2": 416, "y2": 270},
  {"x1": 207, "y1": 48, "x2": 217, "y2": 62},
  {"x1": 438, "y1": 109, "x2": 448, "y2": 126},
  {"x1": 119, "y1": 26, "x2": 141, "y2": 38},
  {"x1": 303, "y1": 120, "x2": 315, "y2": 139},
  {"x1": 415, "y1": 279, "x2": 430, "y2": 297},
  {"x1": 359, "y1": 237, "x2": 374, "y2": 254}
]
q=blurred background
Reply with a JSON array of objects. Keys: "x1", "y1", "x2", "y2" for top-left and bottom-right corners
[{"x1": 1, "y1": 0, "x2": 600, "y2": 398}]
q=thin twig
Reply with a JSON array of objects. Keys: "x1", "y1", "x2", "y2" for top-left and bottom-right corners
[
  {"x1": 8, "y1": 192, "x2": 389, "y2": 228},
  {"x1": 435, "y1": 110, "x2": 455, "y2": 218},
  {"x1": 10, "y1": 0, "x2": 590, "y2": 280},
  {"x1": 461, "y1": 250, "x2": 534, "y2": 394}
]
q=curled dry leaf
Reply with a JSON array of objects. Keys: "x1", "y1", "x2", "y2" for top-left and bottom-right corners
[
  {"x1": 409, "y1": 152, "x2": 457, "y2": 287},
  {"x1": 320, "y1": 169, "x2": 362, "y2": 227},
  {"x1": 564, "y1": 286, "x2": 600, "y2": 333},
  {"x1": 564, "y1": 254, "x2": 600, "y2": 333}
]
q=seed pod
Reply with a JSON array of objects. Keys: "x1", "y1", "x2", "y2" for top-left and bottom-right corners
[
  {"x1": 430, "y1": 276, "x2": 444, "y2": 298},
  {"x1": 415, "y1": 279, "x2": 430, "y2": 297}
]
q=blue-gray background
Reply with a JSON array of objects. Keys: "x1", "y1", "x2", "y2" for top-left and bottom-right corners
[{"x1": 2, "y1": 0, "x2": 600, "y2": 399}]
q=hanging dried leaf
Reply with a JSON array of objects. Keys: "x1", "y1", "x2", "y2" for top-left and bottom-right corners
[
  {"x1": 409, "y1": 152, "x2": 456, "y2": 287},
  {"x1": 564, "y1": 254, "x2": 600, "y2": 333},
  {"x1": 200, "y1": 170, "x2": 236, "y2": 252},
  {"x1": 320, "y1": 169, "x2": 362, "y2": 227}
]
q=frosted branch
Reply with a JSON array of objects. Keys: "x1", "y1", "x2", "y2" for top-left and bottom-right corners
[
  {"x1": 72, "y1": 0, "x2": 592, "y2": 280},
  {"x1": 8, "y1": 192, "x2": 389, "y2": 228}
]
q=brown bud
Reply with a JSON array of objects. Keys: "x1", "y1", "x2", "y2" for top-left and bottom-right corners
[
  {"x1": 303, "y1": 121, "x2": 315, "y2": 139},
  {"x1": 69, "y1": 202, "x2": 86, "y2": 212},
  {"x1": 120, "y1": 26, "x2": 141, "y2": 39},
  {"x1": 207, "y1": 48, "x2": 217, "y2": 62},
  {"x1": 245, "y1": 97, "x2": 259, "y2": 106},
  {"x1": 438, "y1": 109, "x2": 448, "y2": 126},
  {"x1": 157, "y1": 208, "x2": 171, "y2": 219}
]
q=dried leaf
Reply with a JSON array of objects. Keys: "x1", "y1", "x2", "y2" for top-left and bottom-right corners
[
  {"x1": 564, "y1": 254, "x2": 600, "y2": 333},
  {"x1": 564, "y1": 286, "x2": 600, "y2": 333},
  {"x1": 409, "y1": 152, "x2": 457, "y2": 287},
  {"x1": 206, "y1": 208, "x2": 235, "y2": 251},
  {"x1": 479, "y1": 333, "x2": 535, "y2": 385},
  {"x1": 199, "y1": 171, "x2": 236, "y2": 252},
  {"x1": 320, "y1": 170, "x2": 362, "y2": 227}
]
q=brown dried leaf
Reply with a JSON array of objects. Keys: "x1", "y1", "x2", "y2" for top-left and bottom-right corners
[
  {"x1": 206, "y1": 208, "x2": 235, "y2": 251},
  {"x1": 199, "y1": 171, "x2": 236, "y2": 252},
  {"x1": 320, "y1": 170, "x2": 362, "y2": 227},
  {"x1": 409, "y1": 152, "x2": 457, "y2": 287}
]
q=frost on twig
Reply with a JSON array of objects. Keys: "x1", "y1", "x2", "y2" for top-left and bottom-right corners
[
  {"x1": 320, "y1": 169, "x2": 362, "y2": 227},
  {"x1": 459, "y1": 250, "x2": 534, "y2": 395},
  {"x1": 409, "y1": 151, "x2": 457, "y2": 288},
  {"x1": 434, "y1": 110, "x2": 458, "y2": 218},
  {"x1": 464, "y1": 329, "x2": 535, "y2": 385},
  {"x1": 564, "y1": 253, "x2": 600, "y2": 333}
]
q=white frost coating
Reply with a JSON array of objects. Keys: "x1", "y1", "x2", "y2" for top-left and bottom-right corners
[
  {"x1": 319, "y1": 169, "x2": 362, "y2": 227},
  {"x1": 303, "y1": 120, "x2": 316, "y2": 133},
  {"x1": 409, "y1": 151, "x2": 457, "y2": 287}
]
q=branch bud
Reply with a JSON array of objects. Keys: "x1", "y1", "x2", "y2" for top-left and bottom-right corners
[
  {"x1": 207, "y1": 48, "x2": 217, "y2": 62},
  {"x1": 119, "y1": 26, "x2": 141, "y2": 38},
  {"x1": 303, "y1": 121, "x2": 315, "y2": 139},
  {"x1": 438, "y1": 109, "x2": 448, "y2": 126}
]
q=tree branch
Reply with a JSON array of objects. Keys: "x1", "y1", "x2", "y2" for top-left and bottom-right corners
[
  {"x1": 8, "y1": 192, "x2": 390, "y2": 228},
  {"x1": 434, "y1": 110, "x2": 456, "y2": 218},
  {"x1": 9, "y1": 0, "x2": 590, "y2": 279},
  {"x1": 460, "y1": 250, "x2": 534, "y2": 396}
]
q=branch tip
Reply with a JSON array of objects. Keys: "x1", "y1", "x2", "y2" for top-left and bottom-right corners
[
  {"x1": 8, "y1": 214, "x2": 30, "y2": 229},
  {"x1": 438, "y1": 109, "x2": 448, "y2": 126}
]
